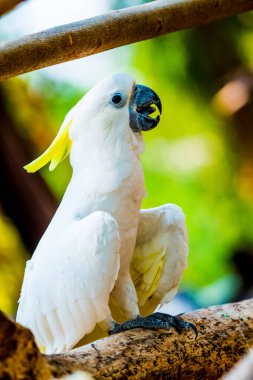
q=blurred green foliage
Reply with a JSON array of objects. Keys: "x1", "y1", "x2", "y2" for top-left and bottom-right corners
[
  {"x1": 1, "y1": 3, "x2": 253, "y2": 314},
  {"x1": 131, "y1": 13, "x2": 253, "y2": 300}
]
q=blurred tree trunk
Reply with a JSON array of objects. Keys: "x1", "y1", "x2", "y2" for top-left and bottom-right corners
[
  {"x1": 189, "y1": 21, "x2": 253, "y2": 192},
  {"x1": 0, "y1": 86, "x2": 57, "y2": 252}
]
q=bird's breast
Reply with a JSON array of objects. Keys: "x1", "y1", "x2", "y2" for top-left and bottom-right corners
[{"x1": 47, "y1": 153, "x2": 146, "y2": 266}]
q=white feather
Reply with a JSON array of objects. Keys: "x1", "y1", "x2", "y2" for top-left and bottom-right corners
[
  {"x1": 17, "y1": 212, "x2": 120, "y2": 353},
  {"x1": 131, "y1": 204, "x2": 188, "y2": 316}
]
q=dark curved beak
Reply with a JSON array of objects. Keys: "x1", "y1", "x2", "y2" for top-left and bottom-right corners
[{"x1": 129, "y1": 84, "x2": 162, "y2": 132}]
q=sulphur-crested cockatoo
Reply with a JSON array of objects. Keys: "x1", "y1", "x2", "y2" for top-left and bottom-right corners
[{"x1": 17, "y1": 73, "x2": 194, "y2": 354}]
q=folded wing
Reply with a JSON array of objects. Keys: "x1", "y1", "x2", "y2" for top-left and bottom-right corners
[
  {"x1": 17, "y1": 211, "x2": 120, "y2": 353},
  {"x1": 131, "y1": 204, "x2": 188, "y2": 316}
]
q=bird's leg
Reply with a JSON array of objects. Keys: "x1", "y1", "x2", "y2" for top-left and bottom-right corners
[{"x1": 109, "y1": 312, "x2": 198, "y2": 337}]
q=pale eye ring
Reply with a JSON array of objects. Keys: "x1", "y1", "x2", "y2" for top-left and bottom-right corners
[{"x1": 110, "y1": 92, "x2": 126, "y2": 108}]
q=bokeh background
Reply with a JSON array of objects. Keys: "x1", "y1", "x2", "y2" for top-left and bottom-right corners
[{"x1": 1, "y1": 0, "x2": 253, "y2": 317}]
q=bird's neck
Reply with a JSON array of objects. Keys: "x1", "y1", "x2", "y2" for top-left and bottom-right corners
[
  {"x1": 40, "y1": 136, "x2": 146, "y2": 250},
  {"x1": 69, "y1": 127, "x2": 144, "y2": 178},
  {"x1": 55, "y1": 131, "x2": 146, "y2": 220}
]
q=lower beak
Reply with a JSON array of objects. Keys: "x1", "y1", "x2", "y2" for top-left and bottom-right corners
[{"x1": 129, "y1": 84, "x2": 162, "y2": 132}]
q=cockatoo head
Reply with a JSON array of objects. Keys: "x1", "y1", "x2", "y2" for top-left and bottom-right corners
[
  {"x1": 24, "y1": 73, "x2": 162, "y2": 173},
  {"x1": 71, "y1": 73, "x2": 162, "y2": 135}
]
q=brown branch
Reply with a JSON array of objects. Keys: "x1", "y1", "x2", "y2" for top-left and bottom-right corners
[
  {"x1": 1, "y1": 299, "x2": 253, "y2": 379},
  {"x1": 0, "y1": 311, "x2": 51, "y2": 380},
  {"x1": 222, "y1": 349, "x2": 253, "y2": 380},
  {"x1": 0, "y1": 0, "x2": 27, "y2": 16},
  {"x1": 1, "y1": 0, "x2": 253, "y2": 80}
]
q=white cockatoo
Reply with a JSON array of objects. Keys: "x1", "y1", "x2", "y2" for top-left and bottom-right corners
[{"x1": 17, "y1": 73, "x2": 194, "y2": 354}]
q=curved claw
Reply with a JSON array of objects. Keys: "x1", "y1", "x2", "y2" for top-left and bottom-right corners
[
  {"x1": 184, "y1": 321, "x2": 198, "y2": 339},
  {"x1": 168, "y1": 322, "x2": 182, "y2": 335},
  {"x1": 169, "y1": 315, "x2": 198, "y2": 338}
]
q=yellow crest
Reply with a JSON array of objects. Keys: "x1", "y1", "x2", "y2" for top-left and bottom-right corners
[{"x1": 24, "y1": 119, "x2": 72, "y2": 173}]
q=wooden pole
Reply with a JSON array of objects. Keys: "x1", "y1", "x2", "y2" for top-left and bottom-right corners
[
  {"x1": 1, "y1": 299, "x2": 253, "y2": 379},
  {"x1": 1, "y1": 0, "x2": 253, "y2": 80}
]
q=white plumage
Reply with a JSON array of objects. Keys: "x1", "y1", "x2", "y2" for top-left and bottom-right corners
[
  {"x1": 132, "y1": 204, "x2": 188, "y2": 317},
  {"x1": 17, "y1": 212, "x2": 120, "y2": 353},
  {"x1": 17, "y1": 73, "x2": 188, "y2": 353}
]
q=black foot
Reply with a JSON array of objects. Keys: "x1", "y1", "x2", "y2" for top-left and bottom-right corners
[{"x1": 109, "y1": 312, "x2": 198, "y2": 338}]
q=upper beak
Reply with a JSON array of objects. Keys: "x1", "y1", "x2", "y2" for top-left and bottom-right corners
[{"x1": 129, "y1": 84, "x2": 162, "y2": 132}]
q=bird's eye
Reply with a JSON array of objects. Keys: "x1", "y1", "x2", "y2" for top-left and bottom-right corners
[
  {"x1": 112, "y1": 94, "x2": 122, "y2": 104},
  {"x1": 110, "y1": 92, "x2": 126, "y2": 108}
]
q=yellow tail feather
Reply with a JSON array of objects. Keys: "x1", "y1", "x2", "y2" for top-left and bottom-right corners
[{"x1": 24, "y1": 120, "x2": 72, "y2": 173}]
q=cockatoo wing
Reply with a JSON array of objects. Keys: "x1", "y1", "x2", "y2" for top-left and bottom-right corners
[
  {"x1": 17, "y1": 211, "x2": 120, "y2": 354},
  {"x1": 131, "y1": 204, "x2": 188, "y2": 317}
]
